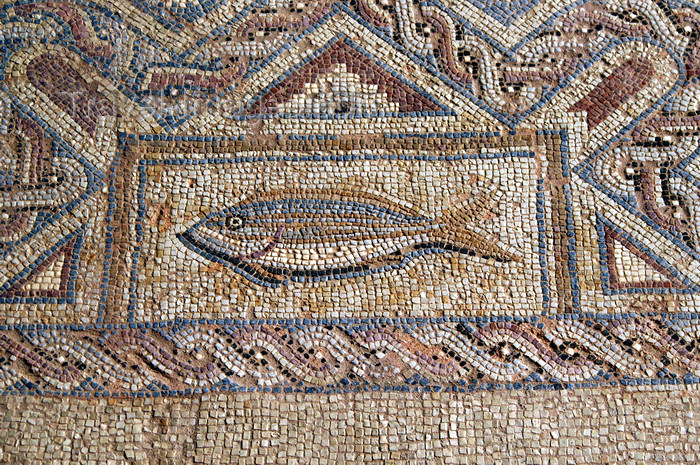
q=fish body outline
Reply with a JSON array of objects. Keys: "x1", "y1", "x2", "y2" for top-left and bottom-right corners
[{"x1": 177, "y1": 189, "x2": 519, "y2": 287}]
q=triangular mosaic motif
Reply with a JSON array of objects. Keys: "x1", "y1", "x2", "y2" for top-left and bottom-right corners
[{"x1": 0, "y1": 229, "x2": 83, "y2": 303}]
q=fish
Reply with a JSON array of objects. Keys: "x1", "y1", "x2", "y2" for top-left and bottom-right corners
[{"x1": 176, "y1": 188, "x2": 519, "y2": 287}]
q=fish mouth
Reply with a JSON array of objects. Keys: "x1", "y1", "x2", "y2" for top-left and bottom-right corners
[{"x1": 176, "y1": 229, "x2": 291, "y2": 287}]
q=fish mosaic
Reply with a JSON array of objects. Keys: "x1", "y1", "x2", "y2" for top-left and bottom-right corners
[
  {"x1": 6, "y1": 0, "x2": 700, "y2": 461},
  {"x1": 177, "y1": 187, "x2": 519, "y2": 287}
]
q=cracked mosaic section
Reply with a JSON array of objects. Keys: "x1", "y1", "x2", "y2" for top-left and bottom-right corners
[{"x1": 1, "y1": 390, "x2": 698, "y2": 463}]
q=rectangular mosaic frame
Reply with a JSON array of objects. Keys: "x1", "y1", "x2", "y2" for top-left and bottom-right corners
[{"x1": 108, "y1": 130, "x2": 560, "y2": 323}]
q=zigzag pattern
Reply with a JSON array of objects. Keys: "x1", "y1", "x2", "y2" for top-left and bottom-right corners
[{"x1": 0, "y1": 313, "x2": 698, "y2": 395}]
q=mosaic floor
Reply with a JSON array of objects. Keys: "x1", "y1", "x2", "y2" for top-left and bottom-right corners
[{"x1": 1, "y1": 0, "x2": 700, "y2": 462}]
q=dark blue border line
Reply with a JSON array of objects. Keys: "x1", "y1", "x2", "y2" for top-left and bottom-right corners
[
  {"x1": 125, "y1": 138, "x2": 543, "y2": 321},
  {"x1": 537, "y1": 179, "x2": 550, "y2": 309},
  {"x1": 2, "y1": 309, "x2": 699, "y2": 332},
  {"x1": 99, "y1": 134, "x2": 122, "y2": 324},
  {"x1": 139, "y1": 150, "x2": 535, "y2": 165},
  {"x1": 119, "y1": 130, "x2": 504, "y2": 142},
  {"x1": 4, "y1": 374, "x2": 698, "y2": 399},
  {"x1": 537, "y1": 129, "x2": 580, "y2": 311},
  {"x1": 560, "y1": 131, "x2": 580, "y2": 310}
]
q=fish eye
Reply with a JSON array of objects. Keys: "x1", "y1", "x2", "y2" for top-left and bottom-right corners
[{"x1": 225, "y1": 215, "x2": 244, "y2": 230}]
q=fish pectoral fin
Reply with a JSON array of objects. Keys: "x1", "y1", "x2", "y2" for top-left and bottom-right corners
[{"x1": 440, "y1": 184, "x2": 503, "y2": 224}]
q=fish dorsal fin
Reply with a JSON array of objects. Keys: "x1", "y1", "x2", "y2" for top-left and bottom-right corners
[{"x1": 235, "y1": 188, "x2": 425, "y2": 218}]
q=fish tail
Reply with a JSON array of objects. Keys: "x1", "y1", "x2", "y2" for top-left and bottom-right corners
[
  {"x1": 437, "y1": 196, "x2": 520, "y2": 263},
  {"x1": 439, "y1": 181, "x2": 502, "y2": 223}
]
